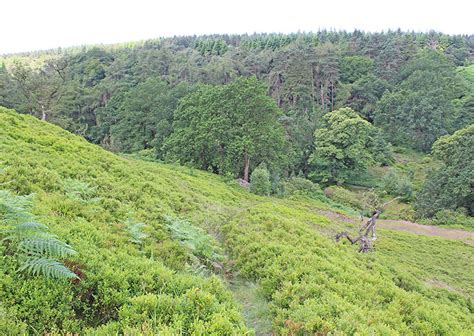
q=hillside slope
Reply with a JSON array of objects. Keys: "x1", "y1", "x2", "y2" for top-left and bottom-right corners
[
  {"x1": 0, "y1": 107, "x2": 253, "y2": 335},
  {"x1": 1, "y1": 107, "x2": 473, "y2": 334}
]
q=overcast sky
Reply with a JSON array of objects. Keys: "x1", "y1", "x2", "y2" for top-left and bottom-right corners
[{"x1": 1, "y1": 0, "x2": 473, "y2": 54}]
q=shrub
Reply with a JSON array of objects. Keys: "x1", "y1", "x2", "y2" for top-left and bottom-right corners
[
  {"x1": 63, "y1": 178, "x2": 100, "y2": 204},
  {"x1": 431, "y1": 209, "x2": 474, "y2": 228},
  {"x1": 1, "y1": 107, "x2": 472, "y2": 334},
  {"x1": 370, "y1": 131, "x2": 394, "y2": 166},
  {"x1": 282, "y1": 177, "x2": 322, "y2": 197},
  {"x1": 223, "y1": 201, "x2": 474, "y2": 335},
  {"x1": 125, "y1": 218, "x2": 148, "y2": 245},
  {"x1": 324, "y1": 186, "x2": 365, "y2": 210},
  {"x1": 0, "y1": 108, "x2": 250, "y2": 334},
  {"x1": 416, "y1": 125, "x2": 474, "y2": 217},
  {"x1": 382, "y1": 171, "x2": 413, "y2": 201},
  {"x1": 164, "y1": 216, "x2": 224, "y2": 271},
  {"x1": 249, "y1": 164, "x2": 271, "y2": 196},
  {"x1": 0, "y1": 305, "x2": 27, "y2": 334},
  {"x1": 270, "y1": 173, "x2": 284, "y2": 196}
]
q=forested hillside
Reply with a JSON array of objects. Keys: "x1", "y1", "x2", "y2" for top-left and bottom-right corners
[
  {"x1": 0, "y1": 31, "x2": 473, "y2": 333},
  {"x1": 1, "y1": 107, "x2": 473, "y2": 334},
  {"x1": 1, "y1": 31, "x2": 473, "y2": 223}
]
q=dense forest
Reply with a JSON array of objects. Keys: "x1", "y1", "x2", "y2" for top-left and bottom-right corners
[
  {"x1": 1, "y1": 31, "x2": 472, "y2": 221},
  {"x1": 1, "y1": 30, "x2": 473, "y2": 334}
]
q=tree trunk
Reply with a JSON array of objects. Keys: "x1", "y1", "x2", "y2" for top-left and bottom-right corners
[
  {"x1": 40, "y1": 104, "x2": 47, "y2": 121},
  {"x1": 320, "y1": 83, "x2": 325, "y2": 110},
  {"x1": 243, "y1": 152, "x2": 250, "y2": 182},
  {"x1": 330, "y1": 81, "x2": 335, "y2": 111}
]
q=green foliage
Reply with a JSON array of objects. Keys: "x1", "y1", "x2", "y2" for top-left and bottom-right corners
[
  {"x1": 339, "y1": 55, "x2": 374, "y2": 83},
  {"x1": 382, "y1": 171, "x2": 413, "y2": 201},
  {"x1": 194, "y1": 38, "x2": 229, "y2": 56},
  {"x1": 310, "y1": 107, "x2": 375, "y2": 184},
  {"x1": 0, "y1": 190, "x2": 78, "y2": 280},
  {"x1": 375, "y1": 50, "x2": 468, "y2": 152},
  {"x1": 1, "y1": 102, "x2": 473, "y2": 334},
  {"x1": 18, "y1": 257, "x2": 78, "y2": 279},
  {"x1": 324, "y1": 185, "x2": 366, "y2": 210},
  {"x1": 223, "y1": 200, "x2": 474, "y2": 334},
  {"x1": 457, "y1": 64, "x2": 474, "y2": 87},
  {"x1": 281, "y1": 177, "x2": 322, "y2": 197},
  {"x1": 99, "y1": 79, "x2": 192, "y2": 154},
  {"x1": 0, "y1": 304, "x2": 27, "y2": 334},
  {"x1": 429, "y1": 209, "x2": 474, "y2": 228},
  {"x1": 346, "y1": 74, "x2": 390, "y2": 122},
  {"x1": 0, "y1": 107, "x2": 249, "y2": 334},
  {"x1": 2, "y1": 31, "x2": 471, "y2": 178},
  {"x1": 416, "y1": 125, "x2": 474, "y2": 218},
  {"x1": 249, "y1": 164, "x2": 271, "y2": 196},
  {"x1": 63, "y1": 178, "x2": 99, "y2": 203},
  {"x1": 164, "y1": 77, "x2": 287, "y2": 179},
  {"x1": 164, "y1": 215, "x2": 223, "y2": 270},
  {"x1": 368, "y1": 129, "x2": 394, "y2": 166},
  {"x1": 125, "y1": 219, "x2": 148, "y2": 245}
]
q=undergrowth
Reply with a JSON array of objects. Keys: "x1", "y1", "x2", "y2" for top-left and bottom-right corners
[
  {"x1": 0, "y1": 107, "x2": 250, "y2": 334},
  {"x1": 0, "y1": 107, "x2": 472, "y2": 334}
]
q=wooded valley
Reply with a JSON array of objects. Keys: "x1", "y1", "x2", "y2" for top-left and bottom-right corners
[{"x1": 0, "y1": 31, "x2": 473, "y2": 334}]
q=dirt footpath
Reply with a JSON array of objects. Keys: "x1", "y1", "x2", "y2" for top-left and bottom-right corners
[
  {"x1": 378, "y1": 219, "x2": 474, "y2": 244},
  {"x1": 317, "y1": 209, "x2": 474, "y2": 245}
]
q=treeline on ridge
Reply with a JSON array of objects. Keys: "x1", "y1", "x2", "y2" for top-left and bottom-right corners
[{"x1": 0, "y1": 30, "x2": 472, "y2": 218}]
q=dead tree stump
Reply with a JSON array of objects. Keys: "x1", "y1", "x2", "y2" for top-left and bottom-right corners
[{"x1": 335, "y1": 210, "x2": 381, "y2": 253}]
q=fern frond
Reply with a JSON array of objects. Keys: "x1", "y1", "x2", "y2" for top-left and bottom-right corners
[
  {"x1": 164, "y1": 215, "x2": 223, "y2": 262},
  {"x1": 0, "y1": 190, "x2": 34, "y2": 224},
  {"x1": 13, "y1": 221, "x2": 49, "y2": 237},
  {"x1": 3, "y1": 221, "x2": 51, "y2": 242},
  {"x1": 63, "y1": 178, "x2": 99, "y2": 203},
  {"x1": 1, "y1": 191, "x2": 79, "y2": 281},
  {"x1": 15, "y1": 221, "x2": 48, "y2": 231},
  {"x1": 126, "y1": 220, "x2": 148, "y2": 244},
  {"x1": 18, "y1": 257, "x2": 79, "y2": 280},
  {"x1": 19, "y1": 237, "x2": 77, "y2": 258}
]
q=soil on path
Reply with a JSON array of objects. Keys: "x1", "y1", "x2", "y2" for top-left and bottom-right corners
[{"x1": 316, "y1": 210, "x2": 474, "y2": 245}]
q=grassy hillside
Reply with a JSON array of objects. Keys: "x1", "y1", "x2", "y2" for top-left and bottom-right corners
[
  {"x1": 1, "y1": 107, "x2": 473, "y2": 334},
  {"x1": 0, "y1": 107, "x2": 253, "y2": 334}
]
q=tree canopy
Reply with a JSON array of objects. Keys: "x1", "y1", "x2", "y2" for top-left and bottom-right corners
[
  {"x1": 0, "y1": 31, "x2": 472, "y2": 183},
  {"x1": 416, "y1": 125, "x2": 474, "y2": 217},
  {"x1": 309, "y1": 107, "x2": 376, "y2": 185},
  {"x1": 98, "y1": 79, "x2": 192, "y2": 153},
  {"x1": 375, "y1": 50, "x2": 469, "y2": 152},
  {"x1": 164, "y1": 77, "x2": 287, "y2": 180}
]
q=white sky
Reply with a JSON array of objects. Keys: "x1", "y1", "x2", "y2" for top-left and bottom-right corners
[{"x1": 1, "y1": 0, "x2": 473, "y2": 54}]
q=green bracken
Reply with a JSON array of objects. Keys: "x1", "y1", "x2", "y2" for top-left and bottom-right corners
[{"x1": 0, "y1": 107, "x2": 472, "y2": 334}]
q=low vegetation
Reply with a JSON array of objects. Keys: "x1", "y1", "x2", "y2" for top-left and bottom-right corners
[
  {"x1": 1, "y1": 107, "x2": 472, "y2": 334},
  {"x1": 0, "y1": 108, "x2": 250, "y2": 334},
  {"x1": 224, "y1": 200, "x2": 473, "y2": 334}
]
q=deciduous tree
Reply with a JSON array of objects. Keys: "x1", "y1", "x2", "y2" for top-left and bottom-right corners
[
  {"x1": 309, "y1": 107, "x2": 375, "y2": 184},
  {"x1": 164, "y1": 77, "x2": 287, "y2": 180}
]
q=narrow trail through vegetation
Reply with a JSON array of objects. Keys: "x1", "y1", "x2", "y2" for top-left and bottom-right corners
[
  {"x1": 316, "y1": 209, "x2": 474, "y2": 244},
  {"x1": 229, "y1": 278, "x2": 273, "y2": 336},
  {"x1": 378, "y1": 219, "x2": 474, "y2": 243},
  {"x1": 203, "y1": 201, "x2": 274, "y2": 335}
]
